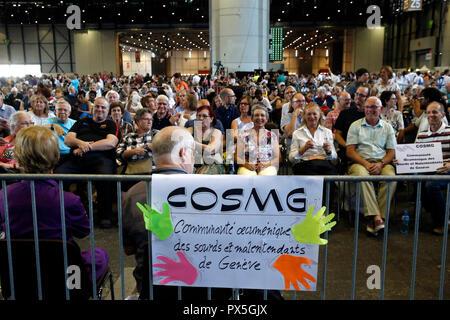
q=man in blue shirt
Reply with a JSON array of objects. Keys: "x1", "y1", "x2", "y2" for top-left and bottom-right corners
[
  {"x1": 215, "y1": 88, "x2": 239, "y2": 130},
  {"x1": 44, "y1": 99, "x2": 76, "y2": 164},
  {"x1": 346, "y1": 96, "x2": 397, "y2": 236}
]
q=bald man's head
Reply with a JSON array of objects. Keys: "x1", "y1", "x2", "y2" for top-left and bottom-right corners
[{"x1": 153, "y1": 126, "x2": 195, "y2": 172}]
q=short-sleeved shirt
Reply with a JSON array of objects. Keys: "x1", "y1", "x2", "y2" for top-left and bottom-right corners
[
  {"x1": 69, "y1": 117, "x2": 119, "y2": 160},
  {"x1": 346, "y1": 118, "x2": 396, "y2": 161},
  {"x1": 44, "y1": 117, "x2": 76, "y2": 155},
  {"x1": 334, "y1": 106, "x2": 365, "y2": 141}
]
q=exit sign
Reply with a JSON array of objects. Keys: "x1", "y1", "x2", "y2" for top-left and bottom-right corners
[
  {"x1": 403, "y1": 0, "x2": 422, "y2": 12},
  {"x1": 269, "y1": 27, "x2": 283, "y2": 62}
]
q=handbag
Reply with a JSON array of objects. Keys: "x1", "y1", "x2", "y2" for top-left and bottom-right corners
[{"x1": 121, "y1": 157, "x2": 153, "y2": 174}]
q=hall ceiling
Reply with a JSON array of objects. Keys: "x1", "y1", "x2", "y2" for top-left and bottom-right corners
[{"x1": 0, "y1": 0, "x2": 441, "y2": 56}]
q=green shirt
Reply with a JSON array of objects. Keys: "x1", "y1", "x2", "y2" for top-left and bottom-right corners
[{"x1": 347, "y1": 118, "x2": 396, "y2": 161}]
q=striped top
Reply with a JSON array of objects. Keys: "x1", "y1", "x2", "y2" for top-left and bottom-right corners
[{"x1": 415, "y1": 122, "x2": 450, "y2": 162}]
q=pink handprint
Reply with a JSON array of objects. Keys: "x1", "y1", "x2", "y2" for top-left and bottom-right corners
[{"x1": 153, "y1": 251, "x2": 198, "y2": 285}]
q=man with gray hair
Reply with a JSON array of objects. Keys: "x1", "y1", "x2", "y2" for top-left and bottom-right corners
[
  {"x1": 346, "y1": 96, "x2": 397, "y2": 236},
  {"x1": 44, "y1": 99, "x2": 76, "y2": 164},
  {"x1": 153, "y1": 95, "x2": 177, "y2": 131}
]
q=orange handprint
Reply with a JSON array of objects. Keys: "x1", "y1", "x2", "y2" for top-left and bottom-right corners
[{"x1": 273, "y1": 254, "x2": 316, "y2": 291}]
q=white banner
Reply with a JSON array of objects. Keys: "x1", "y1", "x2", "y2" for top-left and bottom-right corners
[
  {"x1": 395, "y1": 143, "x2": 443, "y2": 174},
  {"x1": 151, "y1": 174, "x2": 324, "y2": 291}
]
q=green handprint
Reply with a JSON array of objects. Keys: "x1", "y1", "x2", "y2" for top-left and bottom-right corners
[
  {"x1": 136, "y1": 201, "x2": 174, "y2": 240},
  {"x1": 291, "y1": 205, "x2": 336, "y2": 245}
]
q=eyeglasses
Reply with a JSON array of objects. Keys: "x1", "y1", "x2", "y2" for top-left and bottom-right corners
[
  {"x1": 157, "y1": 102, "x2": 168, "y2": 106},
  {"x1": 18, "y1": 121, "x2": 34, "y2": 126},
  {"x1": 240, "y1": 102, "x2": 250, "y2": 106},
  {"x1": 365, "y1": 105, "x2": 380, "y2": 109},
  {"x1": 197, "y1": 114, "x2": 210, "y2": 119},
  {"x1": 355, "y1": 93, "x2": 368, "y2": 98},
  {"x1": 56, "y1": 109, "x2": 70, "y2": 113},
  {"x1": 94, "y1": 104, "x2": 108, "y2": 109}
]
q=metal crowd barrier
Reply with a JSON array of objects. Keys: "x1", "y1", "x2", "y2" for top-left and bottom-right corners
[{"x1": 0, "y1": 174, "x2": 449, "y2": 300}]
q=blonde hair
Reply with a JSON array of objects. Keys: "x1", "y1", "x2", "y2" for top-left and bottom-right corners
[
  {"x1": 30, "y1": 94, "x2": 49, "y2": 115},
  {"x1": 15, "y1": 126, "x2": 59, "y2": 173},
  {"x1": 300, "y1": 102, "x2": 324, "y2": 128}
]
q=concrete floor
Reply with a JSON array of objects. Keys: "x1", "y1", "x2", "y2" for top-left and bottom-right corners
[{"x1": 76, "y1": 183, "x2": 450, "y2": 301}]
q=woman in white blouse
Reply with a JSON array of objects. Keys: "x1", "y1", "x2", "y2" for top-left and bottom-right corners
[
  {"x1": 28, "y1": 94, "x2": 55, "y2": 126},
  {"x1": 289, "y1": 102, "x2": 338, "y2": 175}
]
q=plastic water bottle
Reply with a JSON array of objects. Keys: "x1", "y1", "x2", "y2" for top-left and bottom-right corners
[{"x1": 400, "y1": 211, "x2": 409, "y2": 235}]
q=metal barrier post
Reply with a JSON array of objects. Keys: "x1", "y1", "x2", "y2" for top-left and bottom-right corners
[
  {"x1": 117, "y1": 181, "x2": 125, "y2": 300},
  {"x1": 439, "y1": 183, "x2": 450, "y2": 300},
  {"x1": 321, "y1": 181, "x2": 331, "y2": 300},
  {"x1": 146, "y1": 181, "x2": 154, "y2": 300},
  {"x1": 58, "y1": 181, "x2": 70, "y2": 300},
  {"x1": 350, "y1": 182, "x2": 361, "y2": 300},
  {"x1": 410, "y1": 181, "x2": 422, "y2": 300},
  {"x1": 380, "y1": 183, "x2": 391, "y2": 300},
  {"x1": 30, "y1": 181, "x2": 43, "y2": 300},
  {"x1": 87, "y1": 181, "x2": 97, "y2": 299},
  {"x1": 2, "y1": 180, "x2": 15, "y2": 300}
]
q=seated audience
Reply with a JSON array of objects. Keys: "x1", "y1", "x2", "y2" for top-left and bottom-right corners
[
  {"x1": 110, "y1": 102, "x2": 134, "y2": 139},
  {"x1": 28, "y1": 94, "x2": 55, "y2": 126},
  {"x1": 379, "y1": 90, "x2": 404, "y2": 136},
  {"x1": 346, "y1": 96, "x2": 397, "y2": 236},
  {"x1": 415, "y1": 102, "x2": 450, "y2": 235},
  {"x1": 0, "y1": 111, "x2": 33, "y2": 172},
  {"x1": 236, "y1": 105, "x2": 279, "y2": 175},
  {"x1": 0, "y1": 126, "x2": 109, "y2": 283},
  {"x1": 187, "y1": 105, "x2": 224, "y2": 174},
  {"x1": 289, "y1": 103, "x2": 337, "y2": 175},
  {"x1": 43, "y1": 99, "x2": 76, "y2": 165}
]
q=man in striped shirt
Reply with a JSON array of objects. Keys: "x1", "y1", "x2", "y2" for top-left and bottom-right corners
[{"x1": 415, "y1": 102, "x2": 450, "y2": 234}]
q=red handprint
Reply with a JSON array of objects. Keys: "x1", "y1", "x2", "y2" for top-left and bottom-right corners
[
  {"x1": 153, "y1": 251, "x2": 198, "y2": 285},
  {"x1": 273, "y1": 254, "x2": 316, "y2": 291}
]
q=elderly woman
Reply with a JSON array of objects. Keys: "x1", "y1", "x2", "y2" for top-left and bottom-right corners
[
  {"x1": 236, "y1": 105, "x2": 279, "y2": 175},
  {"x1": 379, "y1": 90, "x2": 404, "y2": 136},
  {"x1": 109, "y1": 102, "x2": 134, "y2": 139},
  {"x1": 0, "y1": 111, "x2": 34, "y2": 172},
  {"x1": 374, "y1": 65, "x2": 403, "y2": 111},
  {"x1": 28, "y1": 94, "x2": 55, "y2": 126},
  {"x1": 289, "y1": 103, "x2": 337, "y2": 175},
  {"x1": 187, "y1": 105, "x2": 225, "y2": 174},
  {"x1": 0, "y1": 126, "x2": 109, "y2": 283},
  {"x1": 116, "y1": 108, "x2": 157, "y2": 189}
]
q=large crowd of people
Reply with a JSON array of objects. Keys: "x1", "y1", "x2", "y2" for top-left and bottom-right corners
[{"x1": 1, "y1": 66, "x2": 450, "y2": 299}]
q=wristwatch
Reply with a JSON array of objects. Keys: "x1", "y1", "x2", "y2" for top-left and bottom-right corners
[{"x1": 380, "y1": 160, "x2": 386, "y2": 167}]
